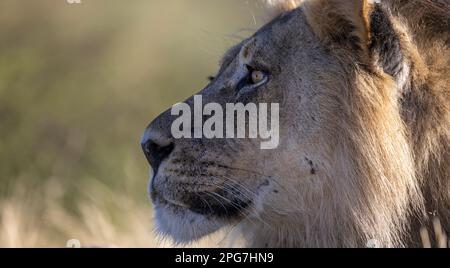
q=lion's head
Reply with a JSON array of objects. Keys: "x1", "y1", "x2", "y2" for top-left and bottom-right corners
[{"x1": 141, "y1": 0, "x2": 449, "y2": 247}]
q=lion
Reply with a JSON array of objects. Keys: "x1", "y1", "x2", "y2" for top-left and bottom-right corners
[{"x1": 141, "y1": 0, "x2": 449, "y2": 248}]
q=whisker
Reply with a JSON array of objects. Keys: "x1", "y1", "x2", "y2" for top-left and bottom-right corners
[
  {"x1": 192, "y1": 191, "x2": 214, "y2": 215},
  {"x1": 211, "y1": 165, "x2": 292, "y2": 194},
  {"x1": 216, "y1": 174, "x2": 280, "y2": 213},
  {"x1": 201, "y1": 191, "x2": 231, "y2": 217},
  {"x1": 207, "y1": 184, "x2": 274, "y2": 230},
  {"x1": 202, "y1": 190, "x2": 269, "y2": 230}
]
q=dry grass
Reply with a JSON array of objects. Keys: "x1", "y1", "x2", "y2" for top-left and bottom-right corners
[
  {"x1": 0, "y1": 180, "x2": 152, "y2": 247},
  {"x1": 0, "y1": 180, "x2": 227, "y2": 248}
]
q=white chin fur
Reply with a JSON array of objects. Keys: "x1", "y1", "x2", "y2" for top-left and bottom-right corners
[{"x1": 153, "y1": 203, "x2": 226, "y2": 244}]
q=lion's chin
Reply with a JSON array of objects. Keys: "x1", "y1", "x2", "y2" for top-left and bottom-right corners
[{"x1": 153, "y1": 201, "x2": 226, "y2": 244}]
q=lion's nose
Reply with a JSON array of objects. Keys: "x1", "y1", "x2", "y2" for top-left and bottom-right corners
[{"x1": 141, "y1": 129, "x2": 174, "y2": 174}]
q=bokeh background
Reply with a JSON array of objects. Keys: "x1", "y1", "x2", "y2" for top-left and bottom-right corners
[{"x1": 0, "y1": 0, "x2": 266, "y2": 247}]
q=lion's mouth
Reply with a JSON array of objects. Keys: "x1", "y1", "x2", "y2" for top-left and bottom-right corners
[
  {"x1": 153, "y1": 189, "x2": 252, "y2": 219},
  {"x1": 150, "y1": 176, "x2": 270, "y2": 243}
]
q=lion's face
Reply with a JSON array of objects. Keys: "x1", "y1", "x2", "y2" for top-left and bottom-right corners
[{"x1": 142, "y1": 9, "x2": 340, "y2": 244}]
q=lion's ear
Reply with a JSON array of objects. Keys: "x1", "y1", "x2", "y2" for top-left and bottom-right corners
[
  {"x1": 304, "y1": 0, "x2": 375, "y2": 62},
  {"x1": 304, "y1": 0, "x2": 408, "y2": 81}
]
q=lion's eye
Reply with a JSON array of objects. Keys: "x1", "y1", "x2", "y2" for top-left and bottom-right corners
[
  {"x1": 251, "y1": 70, "x2": 266, "y2": 84},
  {"x1": 236, "y1": 65, "x2": 269, "y2": 92}
]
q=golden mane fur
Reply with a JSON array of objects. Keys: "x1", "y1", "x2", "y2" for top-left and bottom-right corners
[{"x1": 262, "y1": 0, "x2": 449, "y2": 246}]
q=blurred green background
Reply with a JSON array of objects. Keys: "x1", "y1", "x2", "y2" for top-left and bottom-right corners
[{"x1": 0, "y1": 0, "x2": 265, "y2": 247}]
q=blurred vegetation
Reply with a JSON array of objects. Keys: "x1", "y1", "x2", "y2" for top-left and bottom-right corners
[{"x1": 0, "y1": 0, "x2": 264, "y2": 247}]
